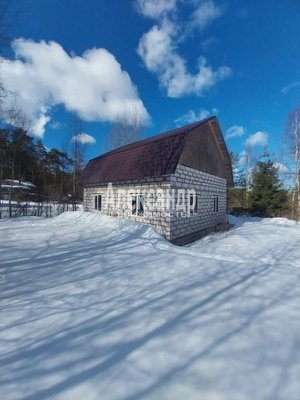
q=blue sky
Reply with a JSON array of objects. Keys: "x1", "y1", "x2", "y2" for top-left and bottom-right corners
[{"x1": 1, "y1": 0, "x2": 300, "y2": 164}]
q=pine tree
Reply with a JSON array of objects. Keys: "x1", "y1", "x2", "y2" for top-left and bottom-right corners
[{"x1": 249, "y1": 156, "x2": 290, "y2": 217}]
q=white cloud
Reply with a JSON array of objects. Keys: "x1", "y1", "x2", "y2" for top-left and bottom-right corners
[
  {"x1": 281, "y1": 81, "x2": 300, "y2": 94},
  {"x1": 0, "y1": 39, "x2": 150, "y2": 137},
  {"x1": 137, "y1": 18, "x2": 231, "y2": 97},
  {"x1": 188, "y1": 0, "x2": 222, "y2": 32},
  {"x1": 274, "y1": 162, "x2": 289, "y2": 173},
  {"x1": 136, "y1": 0, "x2": 176, "y2": 19},
  {"x1": 72, "y1": 133, "x2": 96, "y2": 144},
  {"x1": 49, "y1": 121, "x2": 62, "y2": 130},
  {"x1": 31, "y1": 111, "x2": 51, "y2": 137},
  {"x1": 245, "y1": 131, "x2": 268, "y2": 148},
  {"x1": 239, "y1": 150, "x2": 247, "y2": 166},
  {"x1": 225, "y1": 125, "x2": 245, "y2": 139},
  {"x1": 200, "y1": 37, "x2": 218, "y2": 51},
  {"x1": 174, "y1": 107, "x2": 218, "y2": 126},
  {"x1": 137, "y1": 1, "x2": 230, "y2": 97}
]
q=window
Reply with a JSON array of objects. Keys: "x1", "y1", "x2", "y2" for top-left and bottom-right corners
[
  {"x1": 213, "y1": 195, "x2": 219, "y2": 213},
  {"x1": 132, "y1": 194, "x2": 144, "y2": 216},
  {"x1": 94, "y1": 194, "x2": 102, "y2": 211},
  {"x1": 189, "y1": 193, "x2": 198, "y2": 214}
]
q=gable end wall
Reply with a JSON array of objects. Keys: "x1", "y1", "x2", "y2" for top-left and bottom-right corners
[{"x1": 169, "y1": 164, "x2": 227, "y2": 241}]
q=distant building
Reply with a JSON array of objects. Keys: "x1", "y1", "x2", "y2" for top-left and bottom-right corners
[
  {"x1": 80, "y1": 117, "x2": 233, "y2": 244},
  {"x1": 0, "y1": 179, "x2": 36, "y2": 201}
]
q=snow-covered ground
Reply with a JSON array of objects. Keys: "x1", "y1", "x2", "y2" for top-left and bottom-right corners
[{"x1": 0, "y1": 212, "x2": 299, "y2": 400}]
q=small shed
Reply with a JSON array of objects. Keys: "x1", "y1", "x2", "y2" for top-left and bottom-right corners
[{"x1": 80, "y1": 117, "x2": 233, "y2": 244}]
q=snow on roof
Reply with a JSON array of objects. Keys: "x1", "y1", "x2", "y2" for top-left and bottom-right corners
[{"x1": 1, "y1": 180, "x2": 36, "y2": 189}]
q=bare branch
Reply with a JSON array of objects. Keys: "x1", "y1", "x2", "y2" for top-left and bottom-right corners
[
  {"x1": 107, "y1": 106, "x2": 145, "y2": 151},
  {"x1": 2, "y1": 97, "x2": 31, "y2": 133},
  {"x1": 284, "y1": 106, "x2": 300, "y2": 219}
]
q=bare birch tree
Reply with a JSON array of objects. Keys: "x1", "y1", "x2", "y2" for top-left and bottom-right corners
[
  {"x1": 284, "y1": 107, "x2": 300, "y2": 219},
  {"x1": 67, "y1": 116, "x2": 86, "y2": 209},
  {"x1": 244, "y1": 144, "x2": 253, "y2": 205},
  {"x1": 107, "y1": 106, "x2": 145, "y2": 151},
  {"x1": 0, "y1": 79, "x2": 7, "y2": 117}
]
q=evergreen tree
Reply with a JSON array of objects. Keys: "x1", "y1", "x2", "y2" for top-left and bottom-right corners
[{"x1": 249, "y1": 156, "x2": 289, "y2": 217}]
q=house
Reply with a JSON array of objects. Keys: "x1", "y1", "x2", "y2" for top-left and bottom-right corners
[
  {"x1": 0, "y1": 179, "x2": 37, "y2": 202},
  {"x1": 80, "y1": 117, "x2": 233, "y2": 244}
]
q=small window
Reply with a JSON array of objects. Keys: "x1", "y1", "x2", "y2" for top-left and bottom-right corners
[
  {"x1": 213, "y1": 195, "x2": 219, "y2": 213},
  {"x1": 94, "y1": 194, "x2": 102, "y2": 211},
  {"x1": 132, "y1": 194, "x2": 144, "y2": 216},
  {"x1": 189, "y1": 193, "x2": 198, "y2": 214}
]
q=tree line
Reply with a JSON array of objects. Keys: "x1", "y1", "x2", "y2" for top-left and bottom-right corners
[
  {"x1": 228, "y1": 150, "x2": 290, "y2": 217},
  {"x1": 229, "y1": 105, "x2": 300, "y2": 221},
  {"x1": 0, "y1": 121, "x2": 83, "y2": 207}
]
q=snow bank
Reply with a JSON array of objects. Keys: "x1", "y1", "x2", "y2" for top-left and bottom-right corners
[
  {"x1": 52, "y1": 211, "x2": 163, "y2": 242},
  {"x1": 0, "y1": 212, "x2": 299, "y2": 400}
]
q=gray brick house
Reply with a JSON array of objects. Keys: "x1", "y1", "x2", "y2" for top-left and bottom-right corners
[{"x1": 80, "y1": 117, "x2": 233, "y2": 244}]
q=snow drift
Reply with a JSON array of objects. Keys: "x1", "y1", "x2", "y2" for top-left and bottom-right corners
[{"x1": 0, "y1": 212, "x2": 299, "y2": 400}]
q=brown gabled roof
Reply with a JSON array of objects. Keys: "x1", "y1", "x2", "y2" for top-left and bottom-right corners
[{"x1": 80, "y1": 117, "x2": 233, "y2": 185}]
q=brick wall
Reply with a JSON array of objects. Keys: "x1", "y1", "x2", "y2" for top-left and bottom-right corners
[
  {"x1": 83, "y1": 164, "x2": 227, "y2": 242},
  {"x1": 169, "y1": 164, "x2": 227, "y2": 241},
  {"x1": 83, "y1": 177, "x2": 172, "y2": 238}
]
